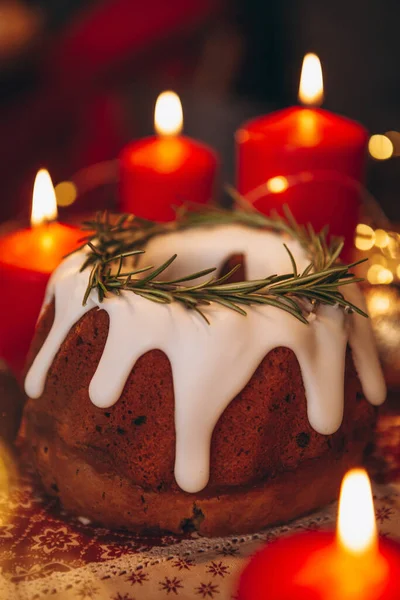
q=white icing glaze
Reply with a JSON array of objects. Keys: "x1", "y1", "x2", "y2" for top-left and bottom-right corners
[
  {"x1": 137, "y1": 224, "x2": 309, "y2": 282},
  {"x1": 24, "y1": 225, "x2": 386, "y2": 494}
]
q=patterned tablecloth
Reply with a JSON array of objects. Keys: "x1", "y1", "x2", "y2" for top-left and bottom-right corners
[{"x1": 0, "y1": 411, "x2": 399, "y2": 600}]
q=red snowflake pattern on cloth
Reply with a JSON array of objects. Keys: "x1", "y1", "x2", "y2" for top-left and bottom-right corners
[
  {"x1": 0, "y1": 418, "x2": 397, "y2": 598},
  {"x1": 99, "y1": 543, "x2": 141, "y2": 560},
  {"x1": 76, "y1": 581, "x2": 99, "y2": 598},
  {"x1": 0, "y1": 523, "x2": 15, "y2": 539},
  {"x1": 376, "y1": 506, "x2": 394, "y2": 523},
  {"x1": 9, "y1": 563, "x2": 73, "y2": 583},
  {"x1": 31, "y1": 527, "x2": 80, "y2": 554},
  {"x1": 0, "y1": 486, "x2": 36, "y2": 510},
  {"x1": 30, "y1": 512, "x2": 46, "y2": 523},
  {"x1": 217, "y1": 545, "x2": 239, "y2": 557},
  {"x1": 172, "y1": 557, "x2": 195, "y2": 570},
  {"x1": 206, "y1": 561, "x2": 230, "y2": 578},
  {"x1": 0, "y1": 549, "x2": 15, "y2": 561},
  {"x1": 159, "y1": 576, "x2": 184, "y2": 595},
  {"x1": 195, "y1": 581, "x2": 220, "y2": 598},
  {"x1": 380, "y1": 493, "x2": 399, "y2": 504},
  {"x1": 126, "y1": 570, "x2": 149, "y2": 586}
]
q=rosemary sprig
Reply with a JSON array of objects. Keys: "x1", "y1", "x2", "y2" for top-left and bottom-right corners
[
  {"x1": 72, "y1": 206, "x2": 367, "y2": 325},
  {"x1": 71, "y1": 201, "x2": 343, "y2": 273}
]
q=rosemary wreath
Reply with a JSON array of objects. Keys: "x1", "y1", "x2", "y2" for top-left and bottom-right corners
[{"x1": 68, "y1": 201, "x2": 367, "y2": 325}]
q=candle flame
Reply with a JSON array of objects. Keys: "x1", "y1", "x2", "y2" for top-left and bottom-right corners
[
  {"x1": 154, "y1": 91, "x2": 183, "y2": 136},
  {"x1": 298, "y1": 53, "x2": 324, "y2": 106},
  {"x1": 337, "y1": 468, "x2": 377, "y2": 556},
  {"x1": 31, "y1": 169, "x2": 58, "y2": 227}
]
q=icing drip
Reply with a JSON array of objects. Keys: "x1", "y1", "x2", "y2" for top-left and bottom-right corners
[
  {"x1": 24, "y1": 225, "x2": 386, "y2": 494},
  {"x1": 342, "y1": 284, "x2": 387, "y2": 405}
]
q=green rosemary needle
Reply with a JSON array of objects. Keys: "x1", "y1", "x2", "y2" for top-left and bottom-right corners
[{"x1": 70, "y1": 206, "x2": 367, "y2": 324}]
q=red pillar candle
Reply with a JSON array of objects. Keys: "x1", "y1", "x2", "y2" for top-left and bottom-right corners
[
  {"x1": 0, "y1": 170, "x2": 81, "y2": 375},
  {"x1": 237, "y1": 54, "x2": 368, "y2": 258},
  {"x1": 119, "y1": 91, "x2": 218, "y2": 222},
  {"x1": 237, "y1": 470, "x2": 400, "y2": 600}
]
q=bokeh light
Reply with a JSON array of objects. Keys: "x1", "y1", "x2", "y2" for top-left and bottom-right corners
[
  {"x1": 355, "y1": 223, "x2": 375, "y2": 251},
  {"x1": 55, "y1": 181, "x2": 78, "y2": 207},
  {"x1": 374, "y1": 229, "x2": 390, "y2": 249},
  {"x1": 266, "y1": 176, "x2": 289, "y2": 194},
  {"x1": 382, "y1": 234, "x2": 400, "y2": 259},
  {"x1": 367, "y1": 264, "x2": 394, "y2": 285},
  {"x1": 370, "y1": 253, "x2": 388, "y2": 267},
  {"x1": 368, "y1": 135, "x2": 394, "y2": 160},
  {"x1": 367, "y1": 290, "x2": 391, "y2": 316}
]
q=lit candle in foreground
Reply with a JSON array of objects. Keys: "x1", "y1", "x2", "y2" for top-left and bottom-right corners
[
  {"x1": 236, "y1": 53, "x2": 368, "y2": 259},
  {"x1": 0, "y1": 170, "x2": 81, "y2": 375},
  {"x1": 237, "y1": 469, "x2": 400, "y2": 600},
  {"x1": 119, "y1": 91, "x2": 218, "y2": 222}
]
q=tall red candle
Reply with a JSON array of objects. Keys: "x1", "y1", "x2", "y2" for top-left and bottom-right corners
[
  {"x1": 237, "y1": 54, "x2": 368, "y2": 258},
  {"x1": 119, "y1": 91, "x2": 218, "y2": 222},
  {"x1": 0, "y1": 170, "x2": 81, "y2": 375}
]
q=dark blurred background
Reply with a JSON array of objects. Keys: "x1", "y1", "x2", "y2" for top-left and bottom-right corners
[{"x1": 0, "y1": 0, "x2": 398, "y2": 223}]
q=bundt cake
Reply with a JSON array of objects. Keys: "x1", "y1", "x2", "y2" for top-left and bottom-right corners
[{"x1": 22, "y1": 220, "x2": 386, "y2": 536}]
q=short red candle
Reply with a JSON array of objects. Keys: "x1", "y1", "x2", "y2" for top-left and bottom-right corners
[
  {"x1": 237, "y1": 55, "x2": 368, "y2": 258},
  {"x1": 0, "y1": 171, "x2": 81, "y2": 375},
  {"x1": 238, "y1": 469, "x2": 400, "y2": 600},
  {"x1": 119, "y1": 91, "x2": 218, "y2": 222},
  {"x1": 237, "y1": 531, "x2": 400, "y2": 600}
]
